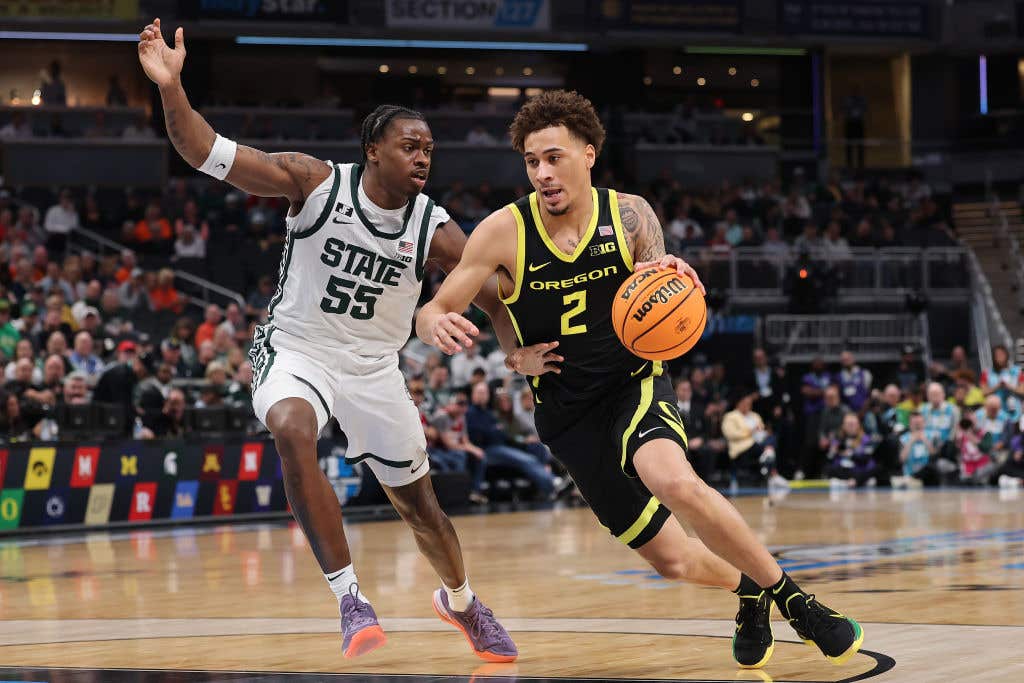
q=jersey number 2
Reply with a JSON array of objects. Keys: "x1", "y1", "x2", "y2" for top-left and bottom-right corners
[
  {"x1": 320, "y1": 276, "x2": 383, "y2": 320},
  {"x1": 561, "y1": 291, "x2": 587, "y2": 335}
]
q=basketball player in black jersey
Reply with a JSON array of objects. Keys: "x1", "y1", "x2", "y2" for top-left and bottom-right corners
[{"x1": 417, "y1": 91, "x2": 863, "y2": 670}]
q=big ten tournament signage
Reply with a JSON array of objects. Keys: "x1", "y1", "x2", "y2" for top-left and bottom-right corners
[
  {"x1": 591, "y1": 0, "x2": 743, "y2": 33},
  {"x1": 0, "y1": 440, "x2": 297, "y2": 533},
  {"x1": 779, "y1": 0, "x2": 930, "y2": 38},
  {"x1": 385, "y1": 0, "x2": 550, "y2": 30},
  {"x1": 0, "y1": 0, "x2": 138, "y2": 18},
  {"x1": 179, "y1": 0, "x2": 347, "y2": 21}
]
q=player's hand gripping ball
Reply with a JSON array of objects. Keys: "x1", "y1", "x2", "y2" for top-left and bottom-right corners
[{"x1": 612, "y1": 268, "x2": 707, "y2": 361}]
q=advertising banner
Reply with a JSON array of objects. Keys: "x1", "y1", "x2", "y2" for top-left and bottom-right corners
[
  {"x1": 780, "y1": 1, "x2": 930, "y2": 38},
  {"x1": 0, "y1": 0, "x2": 138, "y2": 19},
  {"x1": 385, "y1": 0, "x2": 550, "y2": 31},
  {"x1": 592, "y1": 0, "x2": 742, "y2": 33},
  {"x1": 179, "y1": 0, "x2": 345, "y2": 21}
]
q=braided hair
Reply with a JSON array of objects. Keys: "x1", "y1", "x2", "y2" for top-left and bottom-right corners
[{"x1": 359, "y1": 105, "x2": 427, "y2": 160}]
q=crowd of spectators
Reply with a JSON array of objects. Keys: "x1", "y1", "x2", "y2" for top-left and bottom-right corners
[{"x1": 667, "y1": 344, "x2": 1024, "y2": 490}]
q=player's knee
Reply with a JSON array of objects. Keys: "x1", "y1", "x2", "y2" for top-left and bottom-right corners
[
  {"x1": 267, "y1": 404, "x2": 318, "y2": 460},
  {"x1": 649, "y1": 555, "x2": 694, "y2": 582},
  {"x1": 657, "y1": 471, "x2": 708, "y2": 512}
]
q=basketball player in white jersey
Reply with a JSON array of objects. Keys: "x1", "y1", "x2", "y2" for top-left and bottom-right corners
[{"x1": 138, "y1": 18, "x2": 531, "y2": 662}]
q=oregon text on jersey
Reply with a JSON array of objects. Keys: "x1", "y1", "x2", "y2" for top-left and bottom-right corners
[{"x1": 528, "y1": 265, "x2": 619, "y2": 291}]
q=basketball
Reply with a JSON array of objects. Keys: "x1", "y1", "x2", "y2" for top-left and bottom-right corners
[{"x1": 612, "y1": 268, "x2": 707, "y2": 361}]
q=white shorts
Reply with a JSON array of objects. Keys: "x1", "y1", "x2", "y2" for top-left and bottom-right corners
[{"x1": 250, "y1": 324, "x2": 429, "y2": 488}]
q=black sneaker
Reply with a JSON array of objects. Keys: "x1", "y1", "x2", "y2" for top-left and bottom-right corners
[
  {"x1": 733, "y1": 589, "x2": 774, "y2": 669},
  {"x1": 778, "y1": 592, "x2": 864, "y2": 665}
]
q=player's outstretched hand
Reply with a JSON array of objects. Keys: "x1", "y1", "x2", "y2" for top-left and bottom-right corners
[
  {"x1": 430, "y1": 311, "x2": 479, "y2": 355},
  {"x1": 506, "y1": 341, "x2": 562, "y2": 377},
  {"x1": 138, "y1": 17, "x2": 185, "y2": 87},
  {"x1": 634, "y1": 254, "x2": 707, "y2": 296}
]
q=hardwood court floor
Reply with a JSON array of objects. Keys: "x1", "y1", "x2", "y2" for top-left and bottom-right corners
[{"x1": 0, "y1": 489, "x2": 1022, "y2": 682}]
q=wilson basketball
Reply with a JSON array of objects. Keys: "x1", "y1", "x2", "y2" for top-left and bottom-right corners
[{"x1": 612, "y1": 268, "x2": 707, "y2": 361}]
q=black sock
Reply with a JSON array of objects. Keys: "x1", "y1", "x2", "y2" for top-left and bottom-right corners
[
  {"x1": 768, "y1": 572, "x2": 803, "y2": 609},
  {"x1": 733, "y1": 573, "x2": 762, "y2": 598}
]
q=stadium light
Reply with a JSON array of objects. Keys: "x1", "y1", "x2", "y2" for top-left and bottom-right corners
[{"x1": 236, "y1": 36, "x2": 588, "y2": 52}]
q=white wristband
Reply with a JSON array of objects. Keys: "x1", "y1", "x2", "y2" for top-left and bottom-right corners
[{"x1": 198, "y1": 134, "x2": 237, "y2": 180}]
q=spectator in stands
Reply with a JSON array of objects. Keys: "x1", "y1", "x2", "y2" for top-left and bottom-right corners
[
  {"x1": 69, "y1": 331, "x2": 103, "y2": 385},
  {"x1": 36, "y1": 354, "x2": 66, "y2": 403},
  {"x1": 955, "y1": 413, "x2": 995, "y2": 485},
  {"x1": 246, "y1": 275, "x2": 274, "y2": 318},
  {"x1": 173, "y1": 223, "x2": 206, "y2": 259},
  {"x1": 43, "y1": 189, "x2": 79, "y2": 254},
  {"x1": 175, "y1": 199, "x2": 209, "y2": 241},
  {"x1": 14, "y1": 205, "x2": 44, "y2": 247},
  {"x1": 750, "y1": 348, "x2": 785, "y2": 419},
  {"x1": 921, "y1": 381, "x2": 959, "y2": 461},
  {"x1": 835, "y1": 350, "x2": 872, "y2": 413},
  {"x1": 0, "y1": 111, "x2": 31, "y2": 139},
  {"x1": 981, "y1": 344, "x2": 1023, "y2": 419},
  {"x1": 761, "y1": 226, "x2": 789, "y2": 258},
  {"x1": 40, "y1": 61, "x2": 66, "y2": 106},
  {"x1": 793, "y1": 221, "x2": 821, "y2": 253},
  {"x1": 827, "y1": 413, "x2": 884, "y2": 488},
  {"x1": 4, "y1": 357, "x2": 36, "y2": 400},
  {"x1": 903, "y1": 171, "x2": 932, "y2": 208},
  {"x1": 717, "y1": 208, "x2": 744, "y2": 247},
  {"x1": 816, "y1": 384, "x2": 849, "y2": 465},
  {"x1": 60, "y1": 371, "x2": 90, "y2": 407},
  {"x1": 822, "y1": 220, "x2": 851, "y2": 260},
  {"x1": 434, "y1": 390, "x2": 488, "y2": 503},
  {"x1": 411, "y1": 376, "x2": 465, "y2": 475},
  {"x1": 136, "y1": 361, "x2": 174, "y2": 420},
  {"x1": 194, "y1": 304, "x2": 222, "y2": 347},
  {"x1": 0, "y1": 390, "x2": 39, "y2": 440},
  {"x1": 974, "y1": 395, "x2": 1011, "y2": 459},
  {"x1": 143, "y1": 387, "x2": 187, "y2": 439},
  {"x1": 115, "y1": 250, "x2": 137, "y2": 283},
  {"x1": 4, "y1": 339, "x2": 40, "y2": 383},
  {"x1": 466, "y1": 125, "x2": 496, "y2": 145},
  {"x1": 796, "y1": 357, "x2": 831, "y2": 479},
  {"x1": 93, "y1": 351, "x2": 156, "y2": 433},
  {"x1": 149, "y1": 269, "x2": 184, "y2": 313},
  {"x1": 666, "y1": 201, "x2": 704, "y2": 250},
  {"x1": 106, "y1": 75, "x2": 127, "y2": 107},
  {"x1": 894, "y1": 345, "x2": 923, "y2": 392},
  {"x1": 134, "y1": 201, "x2": 173, "y2": 246},
  {"x1": 466, "y1": 381, "x2": 555, "y2": 500},
  {"x1": 997, "y1": 423, "x2": 1024, "y2": 488},
  {"x1": 722, "y1": 391, "x2": 781, "y2": 486},
  {"x1": 117, "y1": 268, "x2": 146, "y2": 311},
  {"x1": 494, "y1": 388, "x2": 553, "y2": 468},
  {"x1": 122, "y1": 112, "x2": 156, "y2": 140},
  {"x1": 0, "y1": 300, "x2": 20, "y2": 361},
  {"x1": 226, "y1": 360, "x2": 253, "y2": 410},
  {"x1": 157, "y1": 337, "x2": 193, "y2": 379},
  {"x1": 450, "y1": 343, "x2": 489, "y2": 388},
  {"x1": 897, "y1": 412, "x2": 939, "y2": 487}
]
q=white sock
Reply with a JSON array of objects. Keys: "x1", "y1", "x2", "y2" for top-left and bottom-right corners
[
  {"x1": 325, "y1": 564, "x2": 367, "y2": 604},
  {"x1": 444, "y1": 578, "x2": 475, "y2": 612}
]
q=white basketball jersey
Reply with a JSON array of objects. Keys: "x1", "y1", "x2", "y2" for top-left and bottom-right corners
[{"x1": 266, "y1": 162, "x2": 450, "y2": 356}]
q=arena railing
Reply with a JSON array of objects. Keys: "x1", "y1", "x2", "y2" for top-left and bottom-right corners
[
  {"x1": 679, "y1": 246, "x2": 971, "y2": 303},
  {"x1": 763, "y1": 314, "x2": 924, "y2": 363},
  {"x1": 69, "y1": 225, "x2": 246, "y2": 311}
]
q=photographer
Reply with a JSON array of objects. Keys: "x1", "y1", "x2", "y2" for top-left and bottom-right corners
[{"x1": 898, "y1": 412, "x2": 939, "y2": 487}]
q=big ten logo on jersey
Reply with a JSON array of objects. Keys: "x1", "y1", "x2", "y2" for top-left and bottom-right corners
[
  {"x1": 71, "y1": 447, "x2": 100, "y2": 488},
  {"x1": 238, "y1": 443, "x2": 264, "y2": 481},
  {"x1": 200, "y1": 446, "x2": 224, "y2": 483},
  {"x1": 589, "y1": 241, "x2": 616, "y2": 257}
]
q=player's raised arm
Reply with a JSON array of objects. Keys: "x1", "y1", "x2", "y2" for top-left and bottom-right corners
[
  {"x1": 618, "y1": 193, "x2": 706, "y2": 295},
  {"x1": 137, "y1": 18, "x2": 330, "y2": 205}
]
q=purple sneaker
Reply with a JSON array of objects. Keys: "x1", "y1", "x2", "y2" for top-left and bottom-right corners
[
  {"x1": 432, "y1": 588, "x2": 518, "y2": 662},
  {"x1": 339, "y1": 584, "x2": 386, "y2": 658}
]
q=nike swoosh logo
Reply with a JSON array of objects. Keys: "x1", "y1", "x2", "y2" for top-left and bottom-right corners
[
  {"x1": 638, "y1": 426, "x2": 663, "y2": 439},
  {"x1": 410, "y1": 459, "x2": 426, "y2": 474},
  {"x1": 215, "y1": 162, "x2": 226, "y2": 170},
  {"x1": 630, "y1": 363, "x2": 648, "y2": 377},
  {"x1": 528, "y1": 262, "x2": 551, "y2": 272}
]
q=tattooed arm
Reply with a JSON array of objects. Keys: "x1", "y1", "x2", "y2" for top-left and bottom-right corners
[
  {"x1": 617, "y1": 192, "x2": 707, "y2": 294},
  {"x1": 618, "y1": 192, "x2": 667, "y2": 263},
  {"x1": 138, "y1": 18, "x2": 329, "y2": 207}
]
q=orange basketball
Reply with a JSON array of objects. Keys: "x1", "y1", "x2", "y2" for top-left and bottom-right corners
[{"x1": 612, "y1": 268, "x2": 707, "y2": 361}]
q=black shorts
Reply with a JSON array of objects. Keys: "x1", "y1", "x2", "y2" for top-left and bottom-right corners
[{"x1": 538, "y1": 364, "x2": 689, "y2": 549}]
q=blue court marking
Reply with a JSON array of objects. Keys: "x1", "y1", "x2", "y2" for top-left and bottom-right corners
[{"x1": 1004, "y1": 563, "x2": 1024, "y2": 569}]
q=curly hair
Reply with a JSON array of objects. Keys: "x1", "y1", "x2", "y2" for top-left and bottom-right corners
[
  {"x1": 359, "y1": 105, "x2": 426, "y2": 160},
  {"x1": 509, "y1": 90, "x2": 605, "y2": 156}
]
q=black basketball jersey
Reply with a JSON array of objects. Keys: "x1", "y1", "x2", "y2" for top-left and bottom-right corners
[{"x1": 501, "y1": 187, "x2": 647, "y2": 414}]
